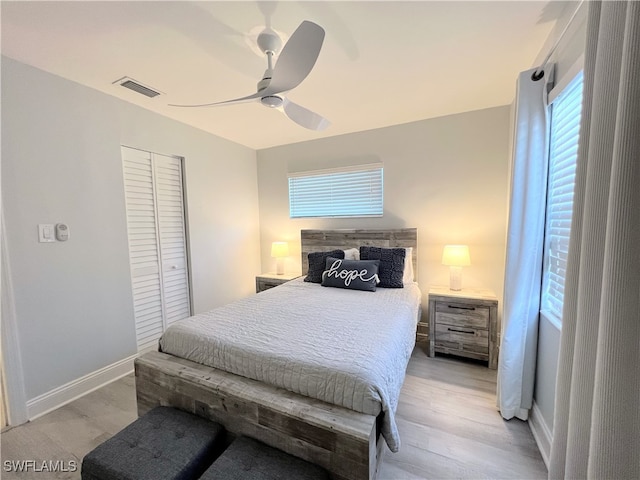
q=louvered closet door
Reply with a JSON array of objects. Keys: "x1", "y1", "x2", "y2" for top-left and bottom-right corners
[
  {"x1": 122, "y1": 147, "x2": 191, "y2": 351},
  {"x1": 154, "y1": 154, "x2": 191, "y2": 326}
]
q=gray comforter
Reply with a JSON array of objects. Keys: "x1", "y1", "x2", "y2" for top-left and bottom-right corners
[{"x1": 159, "y1": 277, "x2": 421, "y2": 452}]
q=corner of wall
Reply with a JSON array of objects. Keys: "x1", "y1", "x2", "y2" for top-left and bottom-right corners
[{"x1": 0, "y1": 213, "x2": 28, "y2": 425}]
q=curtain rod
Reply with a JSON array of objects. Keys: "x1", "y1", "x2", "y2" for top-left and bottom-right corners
[{"x1": 532, "y1": 0, "x2": 585, "y2": 81}]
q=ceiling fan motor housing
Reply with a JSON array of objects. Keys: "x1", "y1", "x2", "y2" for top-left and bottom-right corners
[
  {"x1": 257, "y1": 28, "x2": 282, "y2": 55},
  {"x1": 261, "y1": 95, "x2": 283, "y2": 108}
]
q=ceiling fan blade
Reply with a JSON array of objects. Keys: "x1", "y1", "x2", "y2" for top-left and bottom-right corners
[
  {"x1": 267, "y1": 20, "x2": 325, "y2": 95},
  {"x1": 282, "y1": 98, "x2": 330, "y2": 130},
  {"x1": 168, "y1": 92, "x2": 261, "y2": 108}
]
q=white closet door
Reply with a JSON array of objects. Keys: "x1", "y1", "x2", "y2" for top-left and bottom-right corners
[
  {"x1": 122, "y1": 148, "x2": 164, "y2": 350},
  {"x1": 154, "y1": 154, "x2": 191, "y2": 326},
  {"x1": 122, "y1": 147, "x2": 191, "y2": 351}
]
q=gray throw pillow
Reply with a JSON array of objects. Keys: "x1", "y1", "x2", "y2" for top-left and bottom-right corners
[
  {"x1": 304, "y1": 250, "x2": 345, "y2": 283},
  {"x1": 321, "y1": 258, "x2": 380, "y2": 292},
  {"x1": 359, "y1": 246, "x2": 406, "y2": 288}
]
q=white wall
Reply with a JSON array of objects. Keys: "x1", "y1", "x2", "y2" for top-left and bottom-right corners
[
  {"x1": 257, "y1": 106, "x2": 511, "y2": 318},
  {"x1": 1, "y1": 57, "x2": 260, "y2": 406}
]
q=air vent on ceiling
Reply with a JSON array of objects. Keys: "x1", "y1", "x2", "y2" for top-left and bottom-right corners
[{"x1": 113, "y1": 77, "x2": 161, "y2": 98}]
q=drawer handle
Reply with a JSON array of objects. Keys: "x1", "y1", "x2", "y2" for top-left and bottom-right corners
[
  {"x1": 447, "y1": 327, "x2": 475, "y2": 335},
  {"x1": 447, "y1": 305, "x2": 476, "y2": 311}
]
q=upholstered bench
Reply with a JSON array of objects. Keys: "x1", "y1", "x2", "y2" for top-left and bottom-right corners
[
  {"x1": 200, "y1": 435, "x2": 330, "y2": 480},
  {"x1": 81, "y1": 407, "x2": 225, "y2": 480}
]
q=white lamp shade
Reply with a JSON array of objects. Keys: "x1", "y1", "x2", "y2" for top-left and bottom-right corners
[
  {"x1": 442, "y1": 245, "x2": 471, "y2": 266},
  {"x1": 271, "y1": 242, "x2": 289, "y2": 258}
]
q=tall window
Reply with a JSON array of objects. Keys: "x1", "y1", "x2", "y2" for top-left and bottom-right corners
[
  {"x1": 288, "y1": 164, "x2": 383, "y2": 218},
  {"x1": 540, "y1": 71, "x2": 584, "y2": 323}
]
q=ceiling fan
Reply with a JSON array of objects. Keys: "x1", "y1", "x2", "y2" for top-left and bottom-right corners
[{"x1": 170, "y1": 20, "x2": 330, "y2": 131}]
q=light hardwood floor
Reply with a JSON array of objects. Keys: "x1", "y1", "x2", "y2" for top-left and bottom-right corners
[{"x1": 1, "y1": 346, "x2": 547, "y2": 479}]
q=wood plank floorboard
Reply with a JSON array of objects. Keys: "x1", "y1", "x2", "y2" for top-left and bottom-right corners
[{"x1": 1, "y1": 346, "x2": 547, "y2": 479}]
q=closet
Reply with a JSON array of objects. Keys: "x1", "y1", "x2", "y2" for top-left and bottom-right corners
[{"x1": 121, "y1": 146, "x2": 191, "y2": 351}]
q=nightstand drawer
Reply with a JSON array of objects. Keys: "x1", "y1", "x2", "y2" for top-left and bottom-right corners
[
  {"x1": 255, "y1": 273, "x2": 300, "y2": 293},
  {"x1": 258, "y1": 280, "x2": 280, "y2": 291},
  {"x1": 434, "y1": 323, "x2": 489, "y2": 355},
  {"x1": 435, "y1": 302, "x2": 489, "y2": 330}
]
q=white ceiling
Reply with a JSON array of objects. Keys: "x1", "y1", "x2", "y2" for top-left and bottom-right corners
[{"x1": 1, "y1": 1, "x2": 566, "y2": 150}]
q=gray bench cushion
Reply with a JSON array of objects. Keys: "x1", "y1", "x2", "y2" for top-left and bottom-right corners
[
  {"x1": 200, "y1": 436, "x2": 329, "y2": 480},
  {"x1": 82, "y1": 407, "x2": 224, "y2": 480}
]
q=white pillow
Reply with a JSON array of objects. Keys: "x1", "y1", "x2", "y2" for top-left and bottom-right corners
[
  {"x1": 343, "y1": 248, "x2": 360, "y2": 261},
  {"x1": 403, "y1": 247, "x2": 415, "y2": 284}
]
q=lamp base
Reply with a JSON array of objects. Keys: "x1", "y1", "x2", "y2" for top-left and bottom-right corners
[
  {"x1": 276, "y1": 258, "x2": 285, "y2": 275},
  {"x1": 449, "y1": 266, "x2": 462, "y2": 291}
]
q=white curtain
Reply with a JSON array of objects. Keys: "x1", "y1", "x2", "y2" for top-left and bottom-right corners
[
  {"x1": 497, "y1": 67, "x2": 553, "y2": 420},
  {"x1": 549, "y1": 1, "x2": 640, "y2": 478}
]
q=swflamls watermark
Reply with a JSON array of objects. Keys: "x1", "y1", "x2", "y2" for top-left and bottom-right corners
[{"x1": 3, "y1": 459, "x2": 78, "y2": 473}]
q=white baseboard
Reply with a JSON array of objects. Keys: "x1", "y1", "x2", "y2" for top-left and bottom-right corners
[
  {"x1": 26, "y1": 346, "x2": 155, "y2": 421},
  {"x1": 529, "y1": 400, "x2": 552, "y2": 468}
]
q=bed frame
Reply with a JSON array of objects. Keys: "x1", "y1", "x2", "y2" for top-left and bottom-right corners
[{"x1": 135, "y1": 228, "x2": 418, "y2": 480}]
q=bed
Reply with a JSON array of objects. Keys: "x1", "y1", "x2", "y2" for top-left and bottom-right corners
[{"x1": 135, "y1": 228, "x2": 419, "y2": 480}]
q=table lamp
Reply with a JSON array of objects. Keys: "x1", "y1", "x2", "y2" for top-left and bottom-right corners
[
  {"x1": 271, "y1": 241, "x2": 289, "y2": 275},
  {"x1": 442, "y1": 245, "x2": 471, "y2": 291}
]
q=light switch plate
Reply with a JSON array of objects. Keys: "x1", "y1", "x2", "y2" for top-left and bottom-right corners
[{"x1": 38, "y1": 224, "x2": 56, "y2": 243}]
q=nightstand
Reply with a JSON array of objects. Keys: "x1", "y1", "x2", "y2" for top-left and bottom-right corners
[
  {"x1": 416, "y1": 318, "x2": 429, "y2": 343},
  {"x1": 427, "y1": 286, "x2": 499, "y2": 369},
  {"x1": 255, "y1": 272, "x2": 300, "y2": 293}
]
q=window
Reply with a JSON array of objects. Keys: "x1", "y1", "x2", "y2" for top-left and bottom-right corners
[
  {"x1": 288, "y1": 164, "x2": 383, "y2": 218},
  {"x1": 540, "y1": 71, "x2": 584, "y2": 322}
]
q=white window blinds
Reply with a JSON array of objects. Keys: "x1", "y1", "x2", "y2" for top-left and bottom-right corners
[
  {"x1": 288, "y1": 164, "x2": 383, "y2": 218},
  {"x1": 541, "y1": 71, "x2": 584, "y2": 321}
]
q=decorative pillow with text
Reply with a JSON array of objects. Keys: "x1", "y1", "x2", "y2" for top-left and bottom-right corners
[{"x1": 321, "y1": 258, "x2": 380, "y2": 292}]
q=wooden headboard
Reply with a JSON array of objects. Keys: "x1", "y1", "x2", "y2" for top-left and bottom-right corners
[{"x1": 300, "y1": 228, "x2": 418, "y2": 280}]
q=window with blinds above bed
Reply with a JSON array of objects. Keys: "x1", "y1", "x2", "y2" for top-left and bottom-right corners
[{"x1": 288, "y1": 164, "x2": 383, "y2": 218}]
